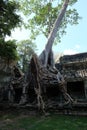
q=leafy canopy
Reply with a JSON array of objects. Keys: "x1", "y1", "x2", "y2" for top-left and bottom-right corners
[
  {"x1": 0, "y1": 0, "x2": 21, "y2": 39},
  {"x1": 0, "y1": 0, "x2": 21, "y2": 61},
  {"x1": 19, "y1": 0, "x2": 81, "y2": 43},
  {"x1": 0, "y1": 39, "x2": 19, "y2": 61},
  {"x1": 17, "y1": 39, "x2": 37, "y2": 72}
]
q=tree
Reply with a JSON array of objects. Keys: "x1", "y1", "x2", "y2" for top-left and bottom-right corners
[
  {"x1": 0, "y1": 39, "x2": 19, "y2": 61},
  {"x1": 19, "y1": 0, "x2": 74, "y2": 111},
  {"x1": 0, "y1": 0, "x2": 21, "y2": 61},
  {"x1": 0, "y1": 0, "x2": 77, "y2": 112},
  {"x1": 17, "y1": 39, "x2": 37, "y2": 72},
  {"x1": 19, "y1": 0, "x2": 81, "y2": 43},
  {"x1": 0, "y1": 0, "x2": 21, "y2": 39}
]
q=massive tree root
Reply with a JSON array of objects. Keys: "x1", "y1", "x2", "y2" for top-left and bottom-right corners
[
  {"x1": 30, "y1": 54, "x2": 45, "y2": 113},
  {"x1": 30, "y1": 54, "x2": 73, "y2": 111}
]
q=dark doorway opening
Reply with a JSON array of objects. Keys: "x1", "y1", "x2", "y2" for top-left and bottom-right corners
[
  {"x1": 14, "y1": 88, "x2": 22, "y2": 103},
  {"x1": 67, "y1": 81, "x2": 85, "y2": 99},
  {"x1": 46, "y1": 85, "x2": 63, "y2": 102},
  {"x1": 28, "y1": 88, "x2": 36, "y2": 103}
]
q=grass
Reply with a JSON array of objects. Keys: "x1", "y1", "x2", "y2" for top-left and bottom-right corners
[{"x1": 0, "y1": 112, "x2": 87, "y2": 130}]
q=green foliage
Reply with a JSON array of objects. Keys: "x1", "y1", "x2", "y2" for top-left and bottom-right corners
[
  {"x1": 0, "y1": 0, "x2": 22, "y2": 61},
  {"x1": 19, "y1": 0, "x2": 81, "y2": 43},
  {"x1": 17, "y1": 39, "x2": 37, "y2": 72},
  {"x1": 32, "y1": 2, "x2": 59, "y2": 37},
  {"x1": 0, "y1": 0, "x2": 22, "y2": 38},
  {"x1": 0, "y1": 39, "x2": 19, "y2": 61}
]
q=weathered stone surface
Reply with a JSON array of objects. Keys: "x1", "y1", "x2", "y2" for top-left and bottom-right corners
[
  {"x1": 0, "y1": 57, "x2": 16, "y2": 102},
  {"x1": 0, "y1": 52, "x2": 87, "y2": 113},
  {"x1": 55, "y1": 52, "x2": 87, "y2": 103},
  {"x1": 57, "y1": 52, "x2": 87, "y2": 81}
]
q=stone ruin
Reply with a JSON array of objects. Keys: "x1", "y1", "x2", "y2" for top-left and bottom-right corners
[
  {"x1": 0, "y1": 52, "x2": 87, "y2": 114},
  {"x1": 58, "y1": 52, "x2": 87, "y2": 101}
]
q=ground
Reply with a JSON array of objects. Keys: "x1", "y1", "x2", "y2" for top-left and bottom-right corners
[{"x1": 0, "y1": 110, "x2": 87, "y2": 130}]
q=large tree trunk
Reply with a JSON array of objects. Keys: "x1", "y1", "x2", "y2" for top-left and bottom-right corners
[
  {"x1": 33, "y1": 0, "x2": 73, "y2": 111},
  {"x1": 30, "y1": 54, "x2": 73, "y2": 112},
  {"x1": 19, "y1": 0, "x2": 73, "y2": 112},
  {"x1": 46, "y1": 0, "x2": 69, "y2": 51},
  {"x1": 39, "y1": 0, "x2": 69, "y2": 68}
]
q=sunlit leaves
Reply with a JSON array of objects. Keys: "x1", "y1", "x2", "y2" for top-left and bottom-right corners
[
  {"x1": 19, "y1": 0, "x2": 80, "y2": 44},
  {"x1": 0, "y1": 0, "x2": 21, "y2": 61},
  {"x1": 17, "y1": 39, "x2": 37, "y2": 72},
  {"x1": 0, "y1": 0, "x2": 22, "y2": 38}
]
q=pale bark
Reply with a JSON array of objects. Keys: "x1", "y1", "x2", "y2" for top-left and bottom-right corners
[
  {"x1": 39, "y1": 0, "x2": 69, "y2": 67},
  {"x1": 45, "y1": 0, "x2": 69, "y2": 52}
]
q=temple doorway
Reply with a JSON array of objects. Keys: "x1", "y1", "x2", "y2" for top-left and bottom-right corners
[{"x1": 67, "y1": 81, "x2": 85, "y2": 100}]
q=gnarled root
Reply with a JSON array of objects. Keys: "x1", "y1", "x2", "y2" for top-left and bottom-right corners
[
  {"x1": 58, "y1": 80, "x2": 73, "y2": 105},
  {"x1": 34, "y1": 87, "x2": 45, "y2": 114}
]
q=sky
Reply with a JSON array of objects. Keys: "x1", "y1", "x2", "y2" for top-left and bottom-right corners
[
  {"x1": 53, "y1": 0, "x2": 87, "y2": 55},
  {"x1": 6, "y1": 0, "x2": 87, "y2": 56}
]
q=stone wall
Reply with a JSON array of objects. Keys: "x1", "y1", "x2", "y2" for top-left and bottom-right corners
[
  {"x1": 56, "y1": 52, "x2": 87, "y2": 101},
  {"x1": 57, "y1": 52, "x2": 87, "y2": 82},
  {"x1": 0, "y1": 57, "x2": 15, "y2": 102}
]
